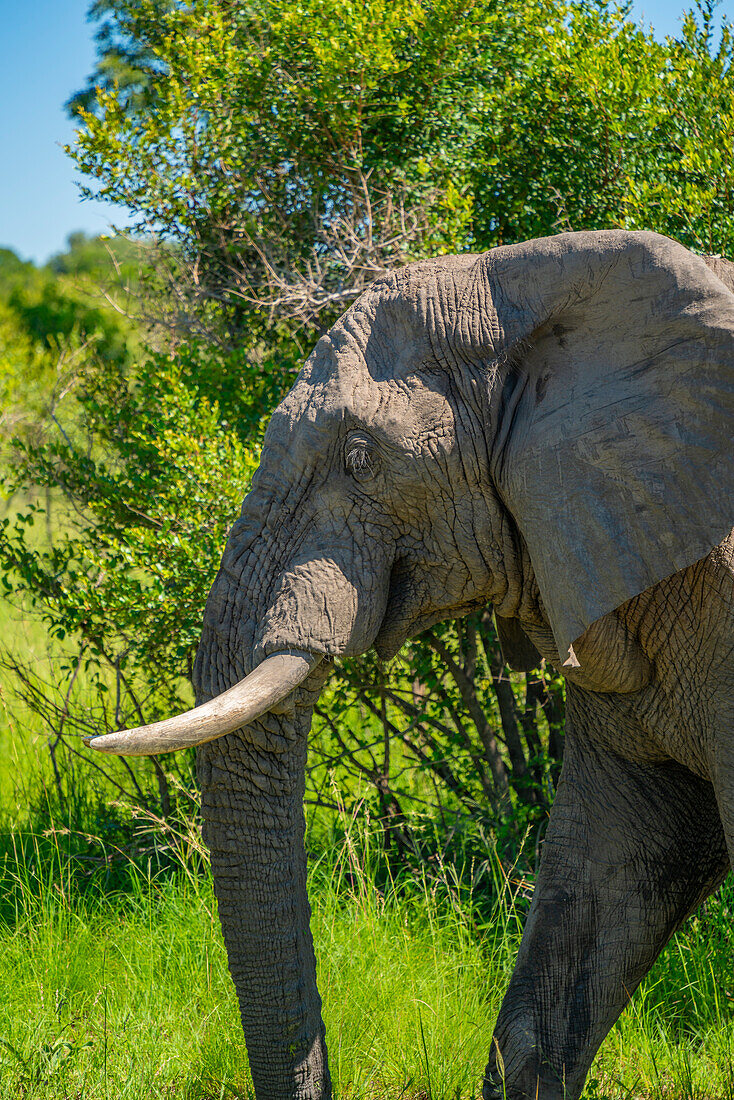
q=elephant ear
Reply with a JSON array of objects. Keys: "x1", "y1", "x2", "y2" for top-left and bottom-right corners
[{"x1": 459, "y1": 230, "x2": 734, "y2": 666}]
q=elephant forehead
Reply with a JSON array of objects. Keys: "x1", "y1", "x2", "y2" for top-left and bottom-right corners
[{"x1": 272, "y1": 359, "x2": 456, "y2": 455}]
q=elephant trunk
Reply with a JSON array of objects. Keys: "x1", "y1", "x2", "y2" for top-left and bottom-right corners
[
  {"x1": 185, "y1": 506, "x2": 386, "y2": 1100},
  {"x1": 197, "y1": 705, "x2": 329, "y2": 1100},
  {"x1": 85, "y1": 432, "x2": 388, "y2": 1100}
]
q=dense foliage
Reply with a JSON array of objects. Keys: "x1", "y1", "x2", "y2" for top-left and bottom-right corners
[
  {"x1": 0, "y1": 237, "x2": 138, "y2": 442},
  {"x1": 68, "y1": 0, "x2": 734, "y2": 334},
  {"x1": 3, "y1": 0, "x2": 734, "y2": 867}
]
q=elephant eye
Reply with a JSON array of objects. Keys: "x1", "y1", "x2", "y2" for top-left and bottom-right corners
[{"x1": 345, "y1": 434, "x2": 378, "y2": 481}]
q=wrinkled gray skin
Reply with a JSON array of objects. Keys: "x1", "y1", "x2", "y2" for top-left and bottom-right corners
[{"x1": 193, "y1": 231, "x2": 734, "y2": 1099}]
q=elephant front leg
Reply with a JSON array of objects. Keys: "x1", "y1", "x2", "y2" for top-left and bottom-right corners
[{"x1": 484, "y1": 696, "x2": 729, "y2": 1100}]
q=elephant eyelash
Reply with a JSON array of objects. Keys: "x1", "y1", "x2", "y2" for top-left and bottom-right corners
[{"x1": 345, "y1": 439, "x2": 377, "y2": 480}]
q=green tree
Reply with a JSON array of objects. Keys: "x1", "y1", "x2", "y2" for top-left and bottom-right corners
[
  {"x1": 68, "y1": 1, "x2": 734, "y2": 335},
  {"x1": 0, "y1": 240, "x2": 140, "y2": 441},
  {"x1": 67, "y1": 0, "x2": 498, "y2": 340},
  {"x1": 4, "y1": 0, "x2": 734, "y2": 856}
]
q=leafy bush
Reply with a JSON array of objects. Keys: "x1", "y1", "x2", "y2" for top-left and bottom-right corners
[{"x1": 5, "y1": 0, "x2": 734, "y2": 867}]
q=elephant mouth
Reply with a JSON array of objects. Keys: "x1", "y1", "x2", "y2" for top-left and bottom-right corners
[
  {"x1": 374, "y1": 557, "x2": 489, "y2": 659},
  {"x1": 372, "y1": 557, "x2": 422, "y2": 659},
  {"x1": 83, "y1": 649, "x2": 322, "y2": 756},
  {"x1": 86, "y1": 556, "x2": 486, "y2": 758}
]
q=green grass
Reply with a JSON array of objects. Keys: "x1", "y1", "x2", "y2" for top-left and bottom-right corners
[
  {"x1": 0, "y1": 821, "x2": 509, "y2": 1099},
  {"x1": 1, "y1": 590, "x2": 734, "y2": 1098},
  {"x1": 1, "y1": 803, "x2": 734, "y2": 1100}
]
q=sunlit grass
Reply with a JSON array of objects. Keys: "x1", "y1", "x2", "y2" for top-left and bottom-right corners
[
  {"x1": 1, "y1": 578, "x2": 734, "y2": 1099},
  {"x1": 0, "y1": 821, "x2": 505, "y2": 1099},
  {"x1": 1, "y1": 790, "x2": 734, "y2": 1099}
]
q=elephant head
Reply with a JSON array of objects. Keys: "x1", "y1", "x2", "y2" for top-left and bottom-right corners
[{"x1": 87, "y1": 230, "x2": 734, "y2": 1100}]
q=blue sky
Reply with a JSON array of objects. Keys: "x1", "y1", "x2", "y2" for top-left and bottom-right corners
[
  {"x1": 0, "y1": 0, "x2": 133, "y2": 264},
  {"x1": 0, "y1": 0, "x2": 731, "y2": 265}
]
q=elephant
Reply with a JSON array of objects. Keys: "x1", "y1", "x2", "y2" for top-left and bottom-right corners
[{"x1": 86, "y1": 229, "x2": 734, "y2": 1100}]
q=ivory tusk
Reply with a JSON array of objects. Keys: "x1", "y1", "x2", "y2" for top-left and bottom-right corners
[{"x1": 83, "y1": 650, "x2": 321, "y2": 757}]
